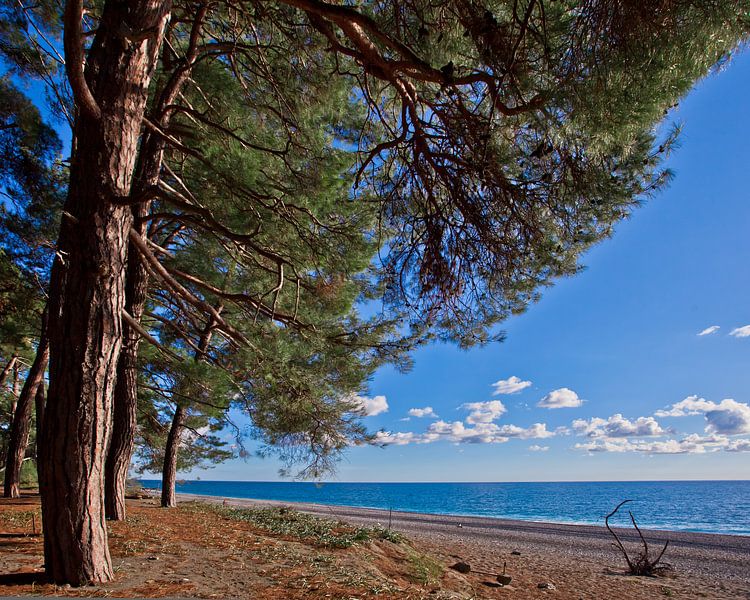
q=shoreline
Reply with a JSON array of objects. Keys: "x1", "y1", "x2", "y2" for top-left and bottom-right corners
[
  {"x1": 174, "y1": 491, "x2": 750, "y2": 585},
  {"x1": 161, "y1": 489, "x2": 750, "y2": 539}
]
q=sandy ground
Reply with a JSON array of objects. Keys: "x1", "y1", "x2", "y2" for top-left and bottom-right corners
[{"x1": 178, "y1": 492, "x2": 750, "y2": 599}]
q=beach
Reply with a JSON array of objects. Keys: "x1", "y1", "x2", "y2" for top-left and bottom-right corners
[
  {"x1": 2, "y1": 491, "x2": 749, "y2": 599},
  {"x1": 179, "y1": 492, "x2": 750, "y2": 599}
]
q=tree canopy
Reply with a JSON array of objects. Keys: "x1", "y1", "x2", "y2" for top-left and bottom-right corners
[{"x1": 0, "y1": 0, "x2": 747, "y2": 586}]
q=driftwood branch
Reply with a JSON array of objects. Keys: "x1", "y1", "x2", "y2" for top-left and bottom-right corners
[
  {"x1": 605, "y1": 500, "x2": 635, "y2": 572},
  {"x1": 605, "y1": 500, "x2": 673, "y2": 577}
]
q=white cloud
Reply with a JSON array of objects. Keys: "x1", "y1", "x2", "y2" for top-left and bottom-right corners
[
  {"x1": 697, "y1": 325, "x2": 720, "y2": 336},
  {"x1": 429, "y1": 420, "x2": 503, "y2": 443},
  {"x1": 705, "y1": 399, "x2": 750, "y2": 435},
  {"x1": 495, "y1": 422, "x2": 555, "y2": 439},
  {"x1": 538, "y1": 388, "x2": 583, "y2": 409},
  {"x1": 726, "y1": 439, "x2": 750, "y2": 452},
  {"x1": 375, "y1": 431, "x2": 423, "y2": 446},
  {"x1": 408, "y1": 406, "x2": 438, "y2": 419},
  {"x1": 655, "y1": 396, "x2": 750, "y2": 435},
  {"x1": 574, "y1": 434, "x2": 727, "y2": 455},
  {"x1": 572, "y1": 414, "x2": 666, "y2": 438},
  {"x1": 568, "y1": 396, "x2": 750, "y2": 454},
  {"x1": 492, "y1": 375, "x2": 532, "y2": 395},
  {"x1": 351, "y1": 394, "x2": 389, "y2": 417},
  {"x1": 571, "y1": 417, "x2": 606, "y2": 436},
  {"x1": 655, "y1": 395, "x2": 716, "y2": 417},
  {"x1": 528, "y1": 444, "x2": 549, "y2": 452},
  {"x1": 376, "y1": 420, "x2": 553, "y2": 446},
  {"x1": 729, "y1": 325, "x2": 750, "y2": 338},
  {"x1": 461, "y1": 400, "x2": 507, "y2": 424}
]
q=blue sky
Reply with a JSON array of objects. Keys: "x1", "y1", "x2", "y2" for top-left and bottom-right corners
[{"x1": 193, "y1": 49, "x2": 750, "y2": 482}]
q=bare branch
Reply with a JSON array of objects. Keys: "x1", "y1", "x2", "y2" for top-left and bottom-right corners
[
  {"x1": 128, "y1": 227, "x2": 251, "y2": 346},
  {"x1": 122, "y1": 309, "x2": 182, "y2": 362},
  {"x1": 63, "y1": 0, "x2": 101, "y2": 120}
]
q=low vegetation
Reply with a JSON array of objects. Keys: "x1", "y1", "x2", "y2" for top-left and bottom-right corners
[
  {"x1": 185, "y1": 502, "x2": 404, "y2": 548},
  {"x1": 405, "y1": 546, "x2": 444, "y2": 585},
  {"x1": 0, "y1": 495, "x2": 470, "y2": 599},
  {"x1": 0, "y1": 507, "x2": 40, "y2": 531}
]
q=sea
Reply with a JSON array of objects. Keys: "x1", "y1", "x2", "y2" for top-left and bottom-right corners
[{"x1": 139, "y1": 479, "x2": 750, "y2": 536}]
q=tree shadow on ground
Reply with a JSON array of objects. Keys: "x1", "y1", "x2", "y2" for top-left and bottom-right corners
[{"x1": 0, "y1": 571, "x2": 47, "y2": 586}]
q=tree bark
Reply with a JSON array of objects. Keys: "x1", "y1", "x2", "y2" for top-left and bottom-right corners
[
  {"x1": 105, "y1": 263, "x2": 144, "y2": 520},
  {"x1": 4, "y1": 308, "x2": 49, "y2": 498},
  {"x1": 0, "y1": 355, "x2": 18, "y2": 389},
  {"x1": 10, "y1": 361, "x2": 20, "y2": 416},
  {"x1": 0, "y1": 355, "x2": 18, "y2": 469},
  {"x1": 104, "y1": 6, "x2": 211, "y2": 521},
  {"x1": 105, "y1": 10, "x2": 209, "y2": 518},
  {"x1": 34, "y1": 381, "x2": 46, "y2": 483},
  {"x1": 39, "y1": 0, "x2": 171, "y2": 586},
  {"x1": 160, "y1": 404, "x2": 185, "y2": 508},
  {"x1": 0, "y1": 356, "x2": 18, "y2": 423},
  {"x1": 160, "y1": 308, "x2": 221, "y2": 509}
]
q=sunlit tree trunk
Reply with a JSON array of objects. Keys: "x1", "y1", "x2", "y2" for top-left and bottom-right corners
[
  {"x1": 105, "y1": 7, "x2": 210, "y2": 520},
  {"x1": 10, "y1": 361, "x2": 21, "y2": 416},
  {"x1": 39, "y1": 0, "x2": 171, "y2": 585},
  {"x1": 0, "y1": 355, "x2": 17, "y2": 389},
  {"x1": 0, "y1": 355, "x2": 18, "y2": 423},
  {"x1": 160, "y1": 405, "x2": 185, "y2": 508},
  {"x1": 105, "y1": 240, "x2": 150, "y2": 520},
  {"x1": 161, "y1": 310, "x2": 220, "y2": 508}
]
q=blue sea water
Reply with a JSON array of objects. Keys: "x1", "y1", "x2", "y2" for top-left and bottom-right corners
[{"x1": 140, "y1": 479, "x2": 750, "y2": 536}]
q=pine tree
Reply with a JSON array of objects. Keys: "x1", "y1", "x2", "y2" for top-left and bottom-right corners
[
  {"x1": 5, "y1": 0, "x2": 746, "y2": 584},
  {"x1": 120, "y1": 60, "x2": 413, "y2": 507}
]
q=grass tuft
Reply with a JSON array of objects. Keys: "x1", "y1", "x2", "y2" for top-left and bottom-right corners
[
  {"x1": 405, "y1": 547, "x2": 444, "y2": 585},
  {"x1": 0, "y1": 508, "x2": 40, "y2": 530},
  {"x1": 183, "y1": 502, "x2": 404, "y2": 548}
]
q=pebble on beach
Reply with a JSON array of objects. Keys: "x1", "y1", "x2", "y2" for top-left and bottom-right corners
[
  {"x1": 538, "y1": 582, "x2": 556, "y2": 590},
  {"x1": 450, "y1": 561, "x2": 471, "y2": 574}
]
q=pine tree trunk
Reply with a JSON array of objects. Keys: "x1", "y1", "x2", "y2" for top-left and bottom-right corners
[
  {"x1": 34, "y1": 381, "x2": 46, "y2": 483},
  {"x1": 0, "y1": 355, "x2": 17, "y2": 388},
  {"x1": 105, "y1": 264, "x2": 144, "y2": 521},
  {"x1": 4, "y1": 309, "x2": 49, "y2": 498},
  {"x1": 104, "y1": 32, "x2": 203, "y2": 518},
  {"x1": 161, "y1": 405, "x2": 185, "y2": 508},
  {"x1": 104, "y1": 197, "x2": 153, "y2": 523},
  {"x1": 39, "y1": 0, "x2": 171, "y2": 585},
  {"x1": 159, "y1": 307, "x2": 221, "y2": 509},
  {"x1": 10, "y1": 362, "x2": 20, "y2": 416},
  {"x1": 0, "y1": 356, "x2": 18, "y2": 424},
  {"x1": 104, "y1": 151, "x2": 174, "y2": 522}
]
